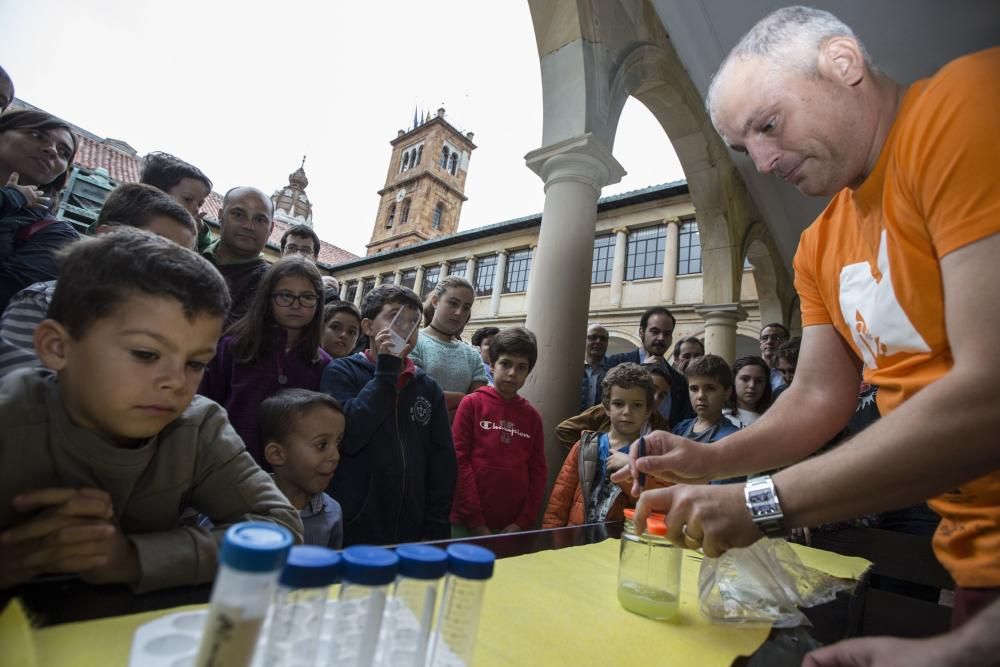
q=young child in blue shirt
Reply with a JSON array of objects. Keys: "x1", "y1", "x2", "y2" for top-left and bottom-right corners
[{"x1": 261, "y1": 389, "x2": 345, "y2": 549}]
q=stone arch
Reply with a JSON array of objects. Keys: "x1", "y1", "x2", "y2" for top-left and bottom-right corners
[
  {"x1": 741, "y1": 219, "x2": 796, "y2": 329},
  {"x1": 528, "y1": 1, "x2": 758, "y2": 305}
]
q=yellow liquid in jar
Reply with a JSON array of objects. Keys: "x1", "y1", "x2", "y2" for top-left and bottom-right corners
[{"x1": 617, "y1": 581, "x2": 679, "y2": 620}]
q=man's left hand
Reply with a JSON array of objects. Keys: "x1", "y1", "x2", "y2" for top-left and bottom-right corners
[{"x1": 633, "y1": 483, "x2": 762, "y2": 557}]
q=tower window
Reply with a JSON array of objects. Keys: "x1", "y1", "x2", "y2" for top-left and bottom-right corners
[
  {"x1": 401, "y1": 153, "x2": 410, "y2": 172},
  {"x1": 386, "y1": 203, "x2": 396, "y2": 228},
  {"x1": 416, "y1": 145, "x2": 423, "y2": 164},
  {"x1": 432, "y1": 203, "x2": 444, "y2": 230},
  {"x1": 440, "y1": 146, "x2": 450, "y2": 169},
  {"x1": 449, "y1": 153, "x2": 458, "y2": 175},
  {"x1": 400, "y1": 199, "x2": 410, "y2": 224}
]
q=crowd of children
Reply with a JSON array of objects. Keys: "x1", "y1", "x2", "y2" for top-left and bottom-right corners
[{"x1": 0, "y1": 127, "x2": 775, "y2": 594}]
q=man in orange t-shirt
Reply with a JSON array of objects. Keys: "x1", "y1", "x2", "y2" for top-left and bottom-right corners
[{"x1": 613, "y1": 6, "x2": 1000, "y2": 633}]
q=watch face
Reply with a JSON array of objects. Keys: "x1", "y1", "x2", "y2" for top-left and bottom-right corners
[{"x1": 749, "y1": 490, "x2": 770, "y2": 505}]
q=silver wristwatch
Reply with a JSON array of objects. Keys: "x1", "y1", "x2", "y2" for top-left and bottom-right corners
[{"x1": 744, "y1": 475, "x2": 787, "y2": 538}]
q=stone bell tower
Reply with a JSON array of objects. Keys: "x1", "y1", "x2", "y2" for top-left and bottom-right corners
[{"x1": 367, "y1": 107, "x2": 476, "y2": 255}]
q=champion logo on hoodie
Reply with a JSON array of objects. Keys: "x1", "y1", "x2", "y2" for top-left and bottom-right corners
[{"x1": 479, "y1": 420, "x2": 531, "y2": 444}]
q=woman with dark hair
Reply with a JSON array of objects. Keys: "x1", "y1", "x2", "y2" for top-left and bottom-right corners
[
  {"x1": 724, "y1": 355, "x2": 773, "y2": 428},
  {"x1": 0, "y1": 109, "x2": 79, "y2": 311},
  {"x1": 198, "y1": 256, "x2": 330, "y2": 466}
]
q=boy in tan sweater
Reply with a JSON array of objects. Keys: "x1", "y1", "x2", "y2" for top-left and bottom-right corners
[{"x1": 0, "y1": 229, "x2": 300, "y2": 592}]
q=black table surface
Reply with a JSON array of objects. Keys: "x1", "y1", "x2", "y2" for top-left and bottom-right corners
[{"x1": 4, "y1": 521, "x2": 865, "y2": 666}]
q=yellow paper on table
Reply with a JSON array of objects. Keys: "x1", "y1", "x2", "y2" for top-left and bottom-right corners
[{"x1": 23, "y1": 539, "x2": 869, "y2": 667}]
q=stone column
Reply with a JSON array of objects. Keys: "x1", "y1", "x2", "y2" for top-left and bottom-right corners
[
  {"x1": 522, "y1": 134, "x2": 625, "y2": 502},
  {"x1": 609, "y1": 226, "x2": 628, "y2": 307},
  {"x1": 392, "y1": 269, "x2": 402, "y2": 285},
  {"x1": 414, "y1": 266, "x2": 426, "y2": 296},
  {"x1": 661, "y1": 218, "x2": 680, "y2": 303},
  {"x1": 465, "y1": 256, "x2": 477, "y2": 286},
  {"x1": 490, "y1": 250, "x2": 508, "y2": 317},
  {"x1": 694, "y1": 303, "x2": 748, "y2": 365},
  {"x1": 526, "y1": 243, "x2": 537, "y2": 296},
  {"x1": 373, "y1": 274, "x2": 384, "y2": 288},
  {"x1": 353, "y1": 279, "x2": 364, "y2": 307}
]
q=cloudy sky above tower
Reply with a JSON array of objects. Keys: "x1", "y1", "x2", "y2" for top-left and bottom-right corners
[{"x1": 0, "y1": 1, "x2": 685, "y2": 256}]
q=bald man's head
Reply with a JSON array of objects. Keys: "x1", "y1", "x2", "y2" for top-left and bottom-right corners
[{"x1": 216, "y1": 186, "x2": 274, "y2": 261}]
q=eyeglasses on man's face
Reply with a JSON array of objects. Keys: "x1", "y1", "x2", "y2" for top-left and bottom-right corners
[{"x1": 271, "y1": 291, "x2": 318, "y2": 308}]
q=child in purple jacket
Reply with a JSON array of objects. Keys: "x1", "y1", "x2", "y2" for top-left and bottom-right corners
[{"x1": 199, "y1": 256, "x2": 330, "y2": 465}]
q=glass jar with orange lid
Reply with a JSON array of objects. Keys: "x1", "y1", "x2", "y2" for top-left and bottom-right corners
[{"x1": 618, "y1": 508, "x2": 682, "y2": 620}]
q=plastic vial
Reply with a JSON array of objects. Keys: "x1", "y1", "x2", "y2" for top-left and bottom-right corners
[
  {"x1": 427, "y1": 543, "x2": 495, "y2": 667},
  {"x1": 324, "y1": 545, "x2": 399, "y2": 667},
  {"x1": 194, "y1": 522, "x2": 294, "y2": 667},
  {"x1": 261, "y1": 545, "x2": 341, "y2": 667},
  {"x1": 377, "y1": 544, "x2": 448, "y2": 667},
  {"x1": 618, "y1": 508, "x2": 682, "y2": 620}
]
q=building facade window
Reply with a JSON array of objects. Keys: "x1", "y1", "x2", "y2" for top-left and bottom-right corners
[
  {"x1": 416, "y1": 145, "x2": 423, "y2": 165},
  {"x1": 473, "y1": 254, "x2": 497, "y2": 296},
  {"x1": 380, "y1": 273, "x2": 395, "y2": 285},
  {"x1": 503, "y1": 249, "x2": 532, "y2": 294},
  {"x1": 361, "y1": 277, "x2": 376, "y2": 299},
  {"x1": 421, "y1": 265, "x2": 441, "y2": 298},
  {"x1": 440, "y1": 146, "x2": 450, "y2": 169},
  {"x1": 400, "y1": 269, "x2": 417, "y2": 289},
  {"x1": 677, "y1": 219, "x2": 702, "y2": 275},
  {"x1": 446, "y1": 259, "x2": 467, "y2": 279},
  {"x1": 432, "y1": 203, "x2": 444, "y2": 230},
  {"x1": 448, "y1": 153, "x2": 458, "y2": 175},
  {"x1": 625, "y1": 225, "x2": 666, "y2": 281},
  {"x1": 591, "y1": 233, "x2": 614, "y2": 284},
  {"x1": 344, "y1": 280, "x2": 358, "y2": 303},
  {"x1": 401, "y1": 153, "x2": 410, "y2": 171},
  {"x1": 385, "y1": 203, "x2": 395, "y2": 228},
  {"x1": 400, "y1": 199, "x2": 410, "y2": 224}
]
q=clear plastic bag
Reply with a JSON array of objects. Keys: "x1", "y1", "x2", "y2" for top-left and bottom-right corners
[{"x1": 698, "y1": 538, "x2": 856, "y2": 627}]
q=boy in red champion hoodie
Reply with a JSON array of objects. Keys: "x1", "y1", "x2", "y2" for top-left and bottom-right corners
[{"x1": 450, "y1": 327, "x2": 546, "y2": 536}]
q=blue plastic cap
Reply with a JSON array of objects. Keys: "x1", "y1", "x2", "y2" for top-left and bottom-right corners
[
  {"x1": 279, "y1": 545, "x2": 341, "y2": 588},
  {"x1": 220, "y1": 522, "x2": 294, "y2": 573},
  {"x1": 395, "y1": 544, "x2": 448, "y2": 580},
  {"x1": 446, "y1": 544, "x2": 495, "y2": 580},
  {"x1": 341, "y1": 546, "x2": 399, "y2": 586}
]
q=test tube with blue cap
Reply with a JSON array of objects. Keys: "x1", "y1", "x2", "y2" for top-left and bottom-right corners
[
  {"x1": 194, "y1": 522, "x2": 293, "y2": 667},
  {"x1": 427, "y1": 543, "x2": 495, "y2": 667},
  {"x1": 325, "y1": 545, "x2": 399, "y2": 667},
  {"x1": 377, "y1": 544, "x2": 448, "y2": 666},
  {"x1": 261, "y1": 545, "x2": 340, "y2": 667}
]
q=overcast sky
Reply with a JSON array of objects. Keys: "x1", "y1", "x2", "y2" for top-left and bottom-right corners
[{"x1": 1, "y1": 1, "x2": 685, "y2": 257}]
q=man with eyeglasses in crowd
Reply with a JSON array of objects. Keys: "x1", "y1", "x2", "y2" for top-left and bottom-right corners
[
  {"x1": 280, "y1": 223, "x2": 321, "y2": 262},
  {"x1": 759, "y1": 322, "x2": 790, "y2": 391}
]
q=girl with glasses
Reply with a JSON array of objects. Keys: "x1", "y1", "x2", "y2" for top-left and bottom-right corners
[{"x1": 199, "y1": 256, "x2": 330, "y2": 466}]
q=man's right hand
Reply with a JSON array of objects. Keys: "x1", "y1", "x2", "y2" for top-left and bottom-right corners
[{"x1": 610, "y1": 430, "x2": 720, "y2": 495}]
